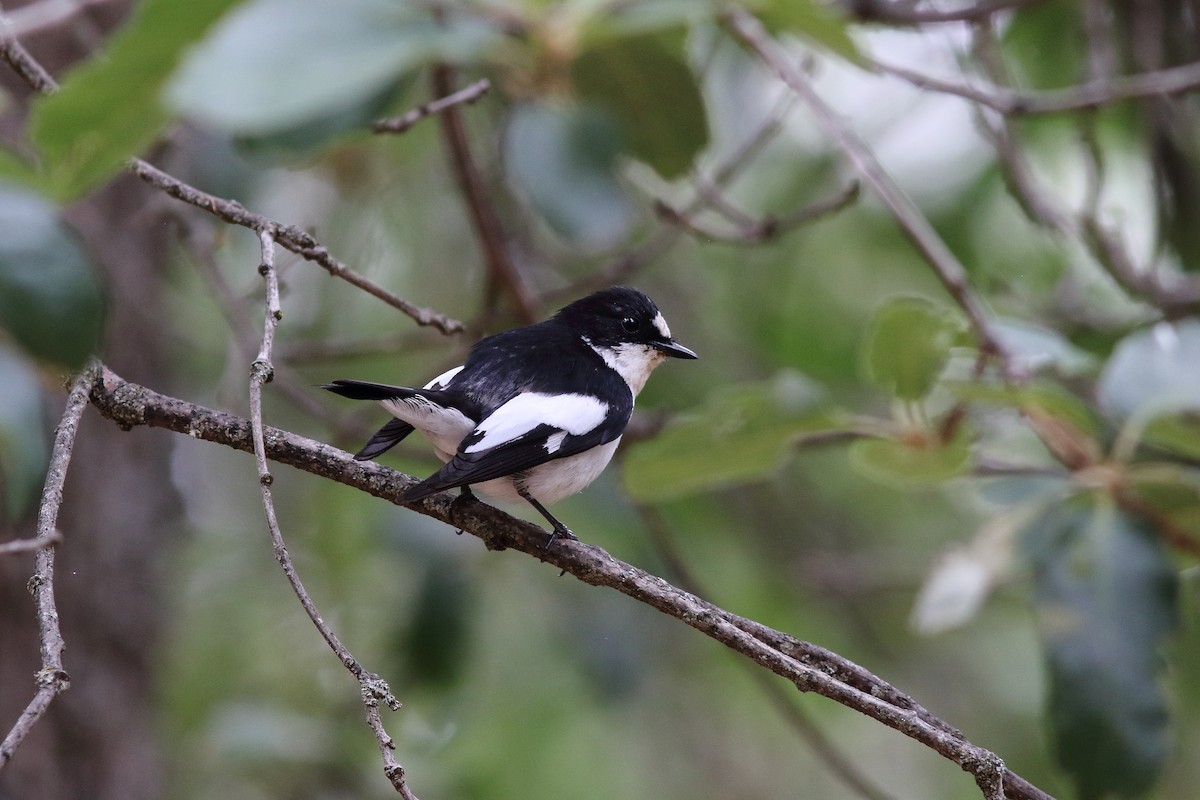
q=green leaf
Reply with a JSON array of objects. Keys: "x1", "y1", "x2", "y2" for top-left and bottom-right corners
[
  {"x1": 0, "y1": 345, "x2": 49, "y2": 521},
  {"x1": 1026, "y1": 495, "x2": 1178, "y2": 799},
  {"x1": 167, "y1": 0, "x2": 496, "y2": 136},
  {"x1": 571, "y1": 31, "x2": 709, "y2": 179},
  {"x1": 1097, "y1": 321, "x2": 1200, "y2": 421},
  {"x1": 752, "y1": 0, "x2": 863, "y2": 65},
  {"x1": 505, "y1": 103, "x2": 637, "y2": 248},
  {"x1": 622, "y1": 370, "x2": 833, "y2": 501},
  {"x1": 862, "y1": 295, "x2": 963, "y2": 400},
  {"x1": 848, "y1": 431, "x2": 971, "y2": 489},
  {"x1": 0, "y1": 184, "x2": 105, "y2": 368},
  {"x1": 28, "y1": 0, "x2": 243, "y2": 200}
]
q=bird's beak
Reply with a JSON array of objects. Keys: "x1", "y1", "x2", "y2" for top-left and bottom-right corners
[{"x1": 656, "y1": 339, "x2": 698, "y2": 359}]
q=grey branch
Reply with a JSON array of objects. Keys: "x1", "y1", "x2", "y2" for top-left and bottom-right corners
[
  {"x1": 0, "y1": 369, "x2": 92, "y2": 771},
  {"x1": 373, "y1": 78, "x2": 491, "y2": 134},
  {"x1": 725, "y1": 8, "x2": 1011, "y2": 368},
  {"x1": 247, "y1": 233, "x2": 418, "y2": 797},
  {"x1": 85, "y1": 362, "x2": 1054, "y2": 800},
  {"x1": 128, "y1": 158, "x2": 465, "y2": 335},
  {"x1": 876, "y1": 56, "x2": 1200, "y2": 116}
]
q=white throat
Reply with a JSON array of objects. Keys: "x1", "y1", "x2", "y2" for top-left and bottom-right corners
[{"x1": 584, "y1": 337, "x2": 666, "y2": 396}]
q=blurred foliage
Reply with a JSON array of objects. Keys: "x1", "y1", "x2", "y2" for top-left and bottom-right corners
[{"x1": 6, "y1": 1, "x2": 1200, "y2": 799}]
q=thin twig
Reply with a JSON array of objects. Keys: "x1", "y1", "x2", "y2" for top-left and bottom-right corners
[
  {"x1": 85, "y1": 363, "x2": 1054, "y2": 800},
  {"x1": 875, "y1": 56, "x2": 1200, "y2": 116},
  {"x1": 247, "y1": 231, "x2": 417, "y2": 797},
  {"x1": 431, "y1": 65, "x2": 536, "y2": 322},
  {"x1": 725, "y1": 8, "x2": 1010, "y2": 367},
  {"x1": 129, "y1": 158, "x2": 464, "y2": 335},
  {"x1": 373, "y1": 78, "x2": 491, "y2": 134},
  {"x1": 654, "y1": 180, "x2": 860, "y2": 245},
  {"x1": 0, "y1": 17, "x2": 58, "y2": 93},
  {"x1": 0, "y1": 530, "x2": 62, "y2": 556},
  {"x1": 0, "y1": 367, "x2": 92, "y2": 771},
  {"x1": 968, "y1": 23, "x2": 1200, "y2": 314}
]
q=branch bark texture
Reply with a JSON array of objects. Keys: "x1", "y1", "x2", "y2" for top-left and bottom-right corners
[{"x1": 85, "y1": 363, "x2": 1053, "y2": 800}]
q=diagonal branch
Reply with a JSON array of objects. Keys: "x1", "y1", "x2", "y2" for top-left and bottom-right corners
[
  {"x1": 431, "y1": 65, "x2": 537, "y2": 323},
  {"x1": 724, "y1": 8, "x2": 1010, "y2": 368},
  {"x1": 373, "y1": 78, "x2": 491, "y2": 134},
  {"x1": 128, "y1": 158, "x2": 465, "y2": 335},
  {"x1": 0, "y1": 368, "x2": 92, "y2": 772},
  {"x1": 84, "y1": 362, "x2": 1053, "y2": 800},
  {"x1": 247, "y1": 230, "x2": 418, "y2": 797}
]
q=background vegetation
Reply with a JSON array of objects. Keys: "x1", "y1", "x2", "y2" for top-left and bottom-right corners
[{"x1": 3, "y1": 1, "x2": 1200, "y2": 799}]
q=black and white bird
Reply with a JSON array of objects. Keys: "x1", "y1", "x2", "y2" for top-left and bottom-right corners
[{"x1": 323, "y1": 286, "x2": 696, "y2": 545}]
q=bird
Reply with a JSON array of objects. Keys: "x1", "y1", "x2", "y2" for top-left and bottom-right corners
[{"x1": 323, "y1": 286, "x2": 697, "y2": 546}]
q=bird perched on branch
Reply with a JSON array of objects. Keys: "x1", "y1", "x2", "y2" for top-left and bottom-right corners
[{"x1": 324, "y1": 286, "x2": 697, "y2": 545}]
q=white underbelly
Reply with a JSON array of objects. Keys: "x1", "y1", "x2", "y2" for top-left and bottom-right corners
[{"x1": 470, "y1": 438, "x2": 621, "y2": 506}]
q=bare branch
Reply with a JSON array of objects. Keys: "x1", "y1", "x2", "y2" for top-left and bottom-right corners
[
  {"x1": 85, "y1": 363, "x2": 1054, "y2": 800},
  {"x1": 246, "y1": 232, "x2": 417, "y2": 797},
  {"x1": 0, "y1": 21, "x2": 58, "y2": 93},
  {"x1": 726, "y1": 9, "x2": 1011, "y2": 367},
  {"x1": 0, "y1": 530, "x2": 61, "y2": 556},
  {"x1": 128, "y1": 158, "x2": 465, "y2": 335},
  {"x1": 373, "y1": 78, "x2": 491, "y2": 134},
  {"x1": 875, "y1": 55, "x2": 1200, "y2": 116},
  {"x1": 0, "y1": 367, "x2": 92, "y2": 772},
  {"x1": 431, "y1": 65, "x2": 536, "y2": 323},
  {"x1": 654, "y1": 180, "x2": 860, "y2": 245}
]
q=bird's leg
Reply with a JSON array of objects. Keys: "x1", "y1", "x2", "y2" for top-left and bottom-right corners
[
  {"x1": 449, "y1": 485, "x2": 477, "y2": 536},
  {"x1": 517, "y1": 487, "x2": 578, "y2": 552}
]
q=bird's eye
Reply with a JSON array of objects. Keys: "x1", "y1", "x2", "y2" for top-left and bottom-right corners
[{"x1": 621, "y1": 316, "x2": 640, "y2": 333}]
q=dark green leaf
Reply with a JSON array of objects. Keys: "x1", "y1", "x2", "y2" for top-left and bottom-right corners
[
  {"x1": 167, "y1": 0, "x2": 496, "y2": 136},
  {"x1": 0, "y1": 184, "x2": 104, "y2": 368},
  {"x1": 571, "y1": 31, "x2": 709, "y2": 179},
  {"x1": 863, "y1": 295, "x2": 963, "y2": 400},
  {"x1": 28, "y1": 0, "x2": 243, "y2": 200},
  {"x1": 623, "y1": 371, "x2": 833, "y2": 501},
  {"x1": 848, "y1": 431, "x2": 970, "y2": 489},
  {"x1": 505, "y1": 103, "x2": 636, "y2": 248},
  {"x1": 1026, "y1": 495, "x2": 1178, "y2": 799}
]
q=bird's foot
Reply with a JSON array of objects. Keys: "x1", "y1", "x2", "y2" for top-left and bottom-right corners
[{"x1": 449, "y1": 486, "x2": 478, "y2": 538}]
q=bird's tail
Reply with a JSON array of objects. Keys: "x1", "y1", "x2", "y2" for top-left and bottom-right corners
[{"x1": 323, "y1": 380, "x2": 421, "y2": 460}]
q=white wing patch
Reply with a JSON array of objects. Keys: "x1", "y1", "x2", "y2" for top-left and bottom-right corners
[
  {"x1": 465, "y1": 392, "x2": 608, "y2": 454},
  {"x1": 424, "y1": 364, "x2": 464, "y2": 390}
]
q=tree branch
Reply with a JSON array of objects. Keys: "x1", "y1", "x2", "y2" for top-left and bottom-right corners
[
  {"x1": 431, "y1": 65, "x2": 536, "y2": 323},
  {"x1": 128, "y1": 158, "x2": 465, "y2": 335},
  {"x1": 84, "y1": 362, "x2": 1054, "y2": 800},
  {"x1": 247, "y1": 230, "x2": 418, "y2": 797},
  {"x1": 725, "y1": 8, "x2": 1011, "y2": 368},
  {"x1": 0, "y1": 368, "x2": 92, "y2": 772},
  {"x1": 373, "y1": 78, "x2": 491, "y2": 134}
]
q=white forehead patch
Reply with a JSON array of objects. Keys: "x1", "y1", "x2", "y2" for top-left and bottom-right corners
[{"x1": 652, "y1": 311, "x2": 671, "y2": 339}]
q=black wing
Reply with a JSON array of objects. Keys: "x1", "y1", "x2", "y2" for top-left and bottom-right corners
[
  {"x1": 397, "y1": 391, "x2": 632, "y2": 502},
  {"x1": 353, "y1": 417, "x2": 415, "y2": 460}
]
